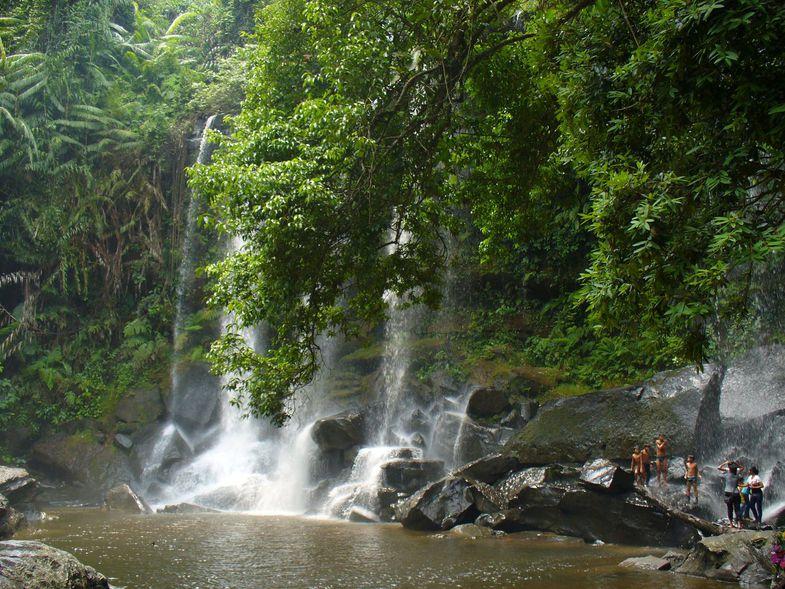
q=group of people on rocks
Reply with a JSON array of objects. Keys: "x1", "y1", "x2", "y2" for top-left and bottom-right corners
[{"x1": 629, "y1": 434, "x2": 766, "y2": 528}]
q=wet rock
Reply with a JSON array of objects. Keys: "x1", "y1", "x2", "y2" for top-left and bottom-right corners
[
  {"x1": 381, "y1": 459, "x2": 444, "y2": 494},
  {"x1": 506, "y1": 367, "x2": 716, "y2": 464},
  {"x1": 157, "y1": 503, "x2": 218, "y2": 514},
  {"x1": 376, "y1": 487, "x2": 404, "y2": 522},
  {"x1": 662, "y1": 550, "x2": 688, "y2": 569},
  {"x1": 311, "y1": 411, "x2": 365, "y2": 451},
  {"x1": 676, "y1": 530, "x2": 776, "y2": 585},
  {"x1": 395, "y1": 476, "x2": 506, "y2": 531},
  {"x1": 30, "y1": 434, "x2": 134, "y2": 496},
  {"x1": 113, "y1": 433, "x2": 133, "y2": 450},
  {"x1": 134, "y1": 426, "x2": 191, "y2": 482},
  {"x1": 348, "y1": 507, "x2": 379, "y2": 523},
  {"x1": 466, "y1": 387, "x2": 511, "y2": 419},
  {"x1": 169, "y1": 362, "x2": 221, "y2": 433},
  {"x1": 475, "y1": 512, "x2": 509, "y2": 529},
  {"x1": 579, "y1": 458, "x2": 634, "y2": 493},
  {"x1": 0, "y1": 495, "x2": 26, "y2": 540},
  {"x1": 766, "y1": 461, "x2": 785, "y2": 507},
  {"x1": 0, "y1": 467, "x2": 37, "y2": 504},
  {"x1": 495, "y1": 465, "x2": 578, "y2": 505},
  {"x1": 410, "y1": 433, "x2": 426, "y2": 449},
  {"x1": 404, "y1": 409, "x2": 431, "y2": 435},
  {"x1": 449, "y1": 523, "x2": 494, "y2": 539},
  {"x1": 619, "y1": 556, "x2": 671, "y2": 571},
  {"x1": 104, "y1": 484, "x2": 151, "y2": 514},
  {"x1": 0, "y1": 540, "x2": 109, "y2": 588},
  {"x1": 453, "y1": 454, "x2": 523, "y2": 484},
  {"x1": 114, "y1": 387, "x2": 164, "y2": 434},
  {"x1": 431, "y1": 413, "x2": 502, "y2": 465}
]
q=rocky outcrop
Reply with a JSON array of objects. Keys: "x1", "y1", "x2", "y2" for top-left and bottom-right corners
[
  {"x1": 466, "y1": 387, "x2": 510, "y2": 419},
  {"x1": 579, "y1": 458, "x2": 634, "y2": 493},
  {"x1": 453, "y1": 454, "x2": 522, "y2": 484},
  {"x1": 0, "y1": 495, "x2": 26, "y2": 540},
  {"x1": 505, "y1": 367, "x2": 716, "y2": 464},
  {"x1": 675, "y1": 530, "x2": 775, "y2": 585},
  {"x1": 311, "y1": 411, "x2": 365, "y2": 451},
  {"x1": 30, "y1": 433, "x2": 133, "y2": 496},
  {"x1": 168, "y1": 361, "x2": 221, "y2": 433},
  {"x1": 0, "y1": 467, "x2": 37, "y2": 504},
  {"x1": 431, "y1": 412, "x2": 504, "y2": 465},
  {"x1": 104, "y1": 484, "x2": 151, "y2": 514},
  {"x1": 0, "y1": 540, "x2": 109, "y2": 588},
  {"x1": 397, "y1": 461, "x2": 697, "y2": 546}
]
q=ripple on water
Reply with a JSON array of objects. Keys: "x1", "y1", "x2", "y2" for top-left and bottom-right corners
[{"x1": 17, "y1": 509, "x2": 731, "y2": 589}]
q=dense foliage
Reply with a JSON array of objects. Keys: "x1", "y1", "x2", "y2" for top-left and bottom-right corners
[
  {"x1": 194, "y1": 0, "x2": 785, "y2": 423},
  {"x1": 0, "y1": 0, "x2": 252, "y2": 435}
]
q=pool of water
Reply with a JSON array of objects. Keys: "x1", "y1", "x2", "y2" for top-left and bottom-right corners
[{"x1": 18, "y1": 509, "x2": 729, "y2": 589}]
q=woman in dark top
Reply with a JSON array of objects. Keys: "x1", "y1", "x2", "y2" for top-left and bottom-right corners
[{"x1": 718, "y1": 460, "x2": 745, "y2": 528}]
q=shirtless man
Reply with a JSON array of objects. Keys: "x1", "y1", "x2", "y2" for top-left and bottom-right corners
[
  {"x1": 655, "y1": 434, "x2": 669, "y2": 486},
  {"x1": 684, "y1": 455, "x2": 700, "y2": 503},
  {"x1": 631, "y1": 446, "x2": 644, "y2": 486},
  {"x1": 641, "y1": 445, "x2": 652, "y2": 486}
]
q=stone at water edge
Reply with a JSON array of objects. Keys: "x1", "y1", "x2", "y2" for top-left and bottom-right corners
[
  {"x1": 579, "y1": 458, "x2": 634, "y2": 493},
  {"x1": 0, "y1": 467, "x2": 38, "y2": 504},
  {"x1": 0, "y1": 540, "x2": 109, "y2": 589},
  {"x1": 104, "y1": 483, "x2": 152, "y2": 514},
  {"x1": 157, "y1": 503, "x2": 219, "y2": 514},
  {"x1": 0, "y1": 495, "x2": 26, "y2": 541},
  {"x1": 676, "y1": 529, "x2": 776, "y2": 585},
  {"x1": 448, "y1": 524, "x2": 495, "y2": 539},
  {"x1": 619, "y1": 556, "x2": 672, "y2": 571}
]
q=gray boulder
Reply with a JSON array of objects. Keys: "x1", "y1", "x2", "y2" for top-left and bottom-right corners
[
  {"x1": 380, "y1": 459, "x2": 444, "y2": 494},
  {"x1": 157, "y1": 503, "x2": 218, "y2": 514},
  {"x1": 619, "y1": 556, "x2": 671, "y2": 571},
  {"x1": 311, "y1": 411, "x2": 365, "y2": 451},
  {"x1": 0, "y1": 495, "x2": 25, "y2": 541},
  {"x1": 453, "y1": 454, "x2": 523, "y2": 484},
  {"x1": 448, "y1": 523, "x2": 495, "y2": 539},
  {"x1": 104, "y1": 484, "x2": 151, "y2": 514},
  {"x1": 0, "y1": 467, "x2": 37, "y2": 504},
  {"x1": 431, "y1": 412, "x2": 502, "y2": 465},
  {"x1": 114, "y1": 387, "x2": 164, "y2": 434},
  {"x1": 676, "y1": 530, "x2": 775, "y2": 585},
  {"x1": 505, "y1": 367, "x2": 717, "y2": 464},
  {"x1": 0, "y1": 540, "x2": 109, "y2": 589},
  {"x1": 466, "y1": 387, "x2": 511, "y2": 419},
  {"x1": 579, "y1": 458, "x2": 634, "y2": 493},
  {"x1": 395, "y1": 476, "x2": 506, "y2": 531}
]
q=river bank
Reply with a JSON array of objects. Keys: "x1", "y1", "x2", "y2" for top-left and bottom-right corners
[{"x1": 15, "y1": 508, "x2": 731, "y2": 589}]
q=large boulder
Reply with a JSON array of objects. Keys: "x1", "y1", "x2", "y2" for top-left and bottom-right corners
[
  {"x1": 30, "y1": 433, "x2": 133, "y2": 497},
  {"x1": 466, "y1": 387, "x2": 511, "y2": 419},
  {"x1": 453, "y1": 454, "x2": 523, "y2": 484},
  {"x1": 0, "y1": 495, "x2": 25, "y2": 541},
  {"x1": 114, "y1": 387, "x2": 165, "y2": 434},
  {"x1": 430, "y1": 412, "x2": 503, "y2": 465},
  {"x1": 0, "y1": 467, "x2": 37, "y2": 504},
  {"x1": 579, "y1": 458, "x2": 634, "y2": 493},
  {"x1": 0, "y1": 540, "x2": 109, "y2": 588},
  {"x1": 395, "y1": 476, "x2": 506, "y2": 531},
  {"x1": 380, "y1": 459, "x2": 444, "y2": 494},
  {"x1": 676, "y1": 530, "x2": 775, "y2": 585},
  {"x1": 505, "y1": 367, "x2": 716, "y2": 464},
  {"x1": 104, "y1": 484, "x2": 151, "y2": 514},
  {"x1": 311, "y1": 411, "x2": 365, "y2": 452}
]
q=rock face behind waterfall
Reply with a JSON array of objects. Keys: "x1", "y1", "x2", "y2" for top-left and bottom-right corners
[
  {"x1": 505, "y1": 367, "x2": 717, "y2": 464},
  {"x1": 0, "y1": 540, "x2": 109, "y2": 589}
]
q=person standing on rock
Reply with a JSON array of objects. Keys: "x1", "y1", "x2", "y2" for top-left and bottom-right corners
[
  {"x1": 747, "y1": 466, "x2": 765, "y2": 527},
  {"x1": 718, "y1": 460, "x2": 745, "y2": 528},
  {"x1": 684, "y1": 455, "x2": 700, "y2": 503},
  {"x1": 641, "y1": 444, "x2": 652, "y2": 486},
  {"x1": 655, "y1": 434, "x2": 669, "y2": 486},
  {"x1": 631, "y1": 446, "x2": 645, "y2": 486}
]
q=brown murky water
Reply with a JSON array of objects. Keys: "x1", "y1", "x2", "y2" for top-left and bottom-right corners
[{"x1": 18, "y1": 509, "x2": 729, "y2": 589}]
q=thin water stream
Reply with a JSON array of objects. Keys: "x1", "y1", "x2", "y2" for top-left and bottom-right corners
[{"x1": 19, "y1": 510, "x2": 728, "y2": 589}]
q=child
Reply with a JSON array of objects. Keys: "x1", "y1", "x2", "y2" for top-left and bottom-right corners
[
  {"x1": 684, "y1": 455, "x2": 700, "y2": 503},
  {"x1": 631, "y1": 446, "x2": 644, "y2": 486},
  {"x1": 641, "y1": 445, "x2": 652, "y2": 486}
]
